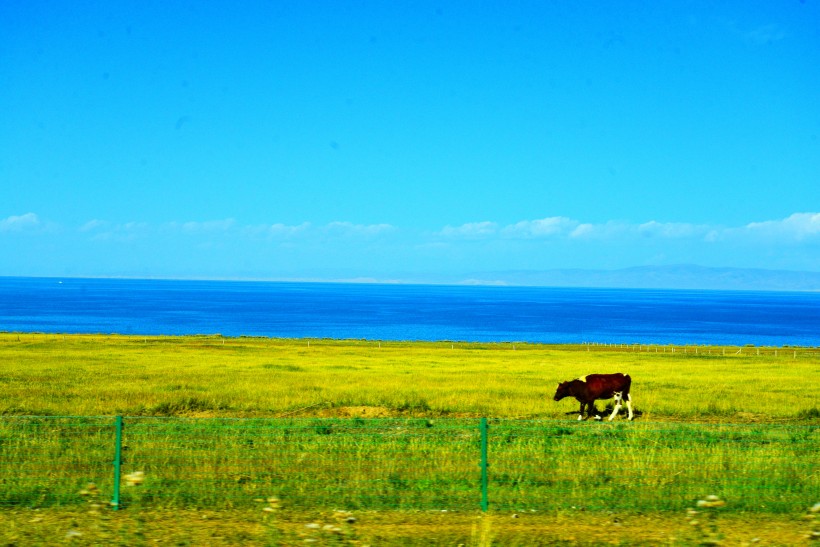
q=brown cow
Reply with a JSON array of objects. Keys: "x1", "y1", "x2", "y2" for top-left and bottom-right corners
[{"x1": 553, "y1": 373, "x2": 634, "y2": 421}]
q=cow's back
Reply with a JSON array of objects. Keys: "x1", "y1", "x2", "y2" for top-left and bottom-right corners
[{"x1": 584, "y1": 373, "x2": 630, "y2": 398}]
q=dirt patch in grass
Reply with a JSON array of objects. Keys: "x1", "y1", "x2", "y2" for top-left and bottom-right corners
[
  {"x1": 0, "y1": 508, "x2": 810, "y2": 546},
  {"x1": 319, "y1": 405, "x2": 395, "y2": 418}
]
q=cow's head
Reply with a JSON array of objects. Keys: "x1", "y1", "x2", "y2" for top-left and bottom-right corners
[{"x1": 553, "y1": 381, "x2": 571, "y2": 401}]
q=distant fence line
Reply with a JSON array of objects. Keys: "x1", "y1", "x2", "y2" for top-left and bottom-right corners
[
  {"x1": 582, "y1": 342, "x2": 820, "y2": 357},
  {"x1": 1, "y1": 416, "x2": 817, "y2": 514},
  {"x1": 3, "y1": 333, "x2": 820, "y2": 361}
]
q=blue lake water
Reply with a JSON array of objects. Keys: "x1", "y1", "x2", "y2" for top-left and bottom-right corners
[{"x1": 0, "y1": 277, "x2": 818, "y2": 346}]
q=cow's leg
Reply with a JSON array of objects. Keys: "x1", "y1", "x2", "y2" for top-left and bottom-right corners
[
  {"x1": 590, "y1": 403, "x2": 602, "y2": 420},
  {"x1": 608, "y1": 392, "x2": 622, "y2": 421},
  {"x1": 577, "y1": 402, "x2": 585, "y2": 420},
  {"x1": 626, "y1": 393, "x2": 634, "y2": 420}
]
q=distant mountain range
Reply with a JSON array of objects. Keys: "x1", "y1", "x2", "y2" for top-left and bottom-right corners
[{"x1": 455, "y1": 265, "x2": 820, "y2": 292}]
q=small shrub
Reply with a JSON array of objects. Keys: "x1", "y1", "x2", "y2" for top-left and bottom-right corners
[{"x1": 797, "y1": 407, "x2": 820, "y2": 420}]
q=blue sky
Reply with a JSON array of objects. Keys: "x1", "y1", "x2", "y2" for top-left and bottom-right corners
[{"x1": 2, "y1": 1, "x2": 819, "y2": 283}]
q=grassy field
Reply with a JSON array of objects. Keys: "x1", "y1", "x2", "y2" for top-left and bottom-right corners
[
  {"x1": 1, "y1": 333, "x2": 818, "y2": 421},
  {"x1": 4, "y1": 416, "x2": 814, "y2": 512},
  {"x1": 1, "y1": 333, "x2": 818, "y2": 545}
]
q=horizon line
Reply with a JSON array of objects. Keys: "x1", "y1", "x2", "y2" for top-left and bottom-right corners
[{"x1": 2, "y1": 264, "x2": 820, "y2": 293}]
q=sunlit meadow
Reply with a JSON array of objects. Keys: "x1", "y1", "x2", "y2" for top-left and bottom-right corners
[
  {"x1": 1, "y1": 333, "x2": 818, "y2": 545},
  {"x1": 1, "y1": 333, "x2": 817, "y2": 420}
]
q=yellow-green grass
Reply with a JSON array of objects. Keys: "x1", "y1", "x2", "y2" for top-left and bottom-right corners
[
  {"x1": 2, "y1": 415, "x2": 815, "y2": 514},
  {"x1": 1, "y1": 333, "x2": 818, "y2": 421},
  {"x1": 1, "y1": 333, "x2": 818, "y2": 544}
]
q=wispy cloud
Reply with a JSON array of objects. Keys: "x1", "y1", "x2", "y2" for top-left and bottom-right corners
[
  {"x1": 266, "y1": 222, "x2": 311, "y2": 237},
  {"x1": 243, "y1": 222, "x2": 312, "y2": 238},
  {"x1": 501, "y1": 217, "x2": 577, "y2": 238},
  {"x1": 728, "y1": 20, "x2": 787, "y2": 46},
  {"x1": 637, "y1": 221, "x2": 711, "y2": 239},
  {"x1": 439, "y1": 221, "x2": 498, "y2": 238},
  {"x1": 439, "y1": 217, "x2": 707, "y2": 241},
  {"x1": 743, "y1": 212, "x2": 820, "y2": 241},
  {"x1": 79, "y1": 219, "x2": 109, "y2": 232},
  {"x1": 436, "y1": 214, "x2": 820, "y2": 245},
  {"x1": 0, "y1": 213, "x2": 40, "y2": 232},
  {"x1": 569, "y1": 221, "x2": 628, "y2": 239},
  {"x1": 77, "y1": 218, "x2": 396, "y2": 242},
  {"x1": 174, "y1": 219, "x2": 236, "y2": 234},
  {"x1": 84, "y1": 221, "x2": 150, "y2": 242},
  {"x1": 325, "y1": 221, "x2": 395, "y2": 236},
  {"x1": 24, "y1": 212, "x2": 820, "y2": 250},
  {"x1": 3, "y1": 213, "x2": 818, "y2": 278},
  {"x1": 745, "y1": 24, "x2": 786, "y2": 45}
]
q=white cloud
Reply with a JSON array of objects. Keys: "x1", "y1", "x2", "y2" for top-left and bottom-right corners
[
  {"x1": 266, "y1": 222, "x2": 311, "y2": 237},
  {"x1": 743, "y1": 212, "x2": 820, "y2": 241},
  {"x1": 570, "y1": 223, "x2": 595, "y2": 238},
  {"x1": 178, "y1": 219, "x2": 236, "y2": 234},
  {"x1": 122, "y1": 222, "x2": 149, "y2": 232},
  {"x1": 239, "y1": 222, "x2": 311, "y2": 238},
  {"x1": 502, "y1": 217, "x2": 577, "y2": 238},
  {"x1": 325, "y1": 221, "x2": 395, "y2": 236},
  {"x1": 439, "y1": 221, "x2": 497, "y2": 238},
  {"x1": 244, "y1": 220, "x2": 393, "y2": 239},
  {"x1": 68, "y1": 213, "x2": 820, "y2": 256},
  {"x1": 435, "y1": 213, "x2": 820, "y2": 246},
  {"x1": 80, "y1": 219, "x2": 109, "y2": 232},
  {"x1": 79, "y1": 218, "x2": 397, "y2": 241},
  {"x1": 0, "y1": 213, "x2": 40, "y2": 232},
  {"x1": 84, "y1": 221, "x2": 150, "y2": 242},
  {"x1": 568, "y1": 221, "x2": 629, "y2": 239},
  {"x1": 567, "y1": 220, "x2": 708, "y2": 240},
  {"x1": 637, "y1": 221, "x2": 707, "y2": 239}
]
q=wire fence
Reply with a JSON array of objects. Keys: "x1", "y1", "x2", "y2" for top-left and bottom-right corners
[
  {"x1": 581, "y1": 342, "x2": 820, "y2": 358},
  {"x1": 1, "y1": 416, "x2": 817, "y2": 513}
]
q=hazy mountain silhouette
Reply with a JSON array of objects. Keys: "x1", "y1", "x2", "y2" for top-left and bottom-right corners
[{"x1": 457, "y1": 265, "x2": 820, "y2": 291}]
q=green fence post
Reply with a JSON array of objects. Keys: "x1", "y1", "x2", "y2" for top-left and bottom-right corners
[
  {"x1": 112, "y1": 415, "x2": 123, "y2": 510},
  {"x1": 480, "y1": 417, "x2": 488, "y2": 512}
]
